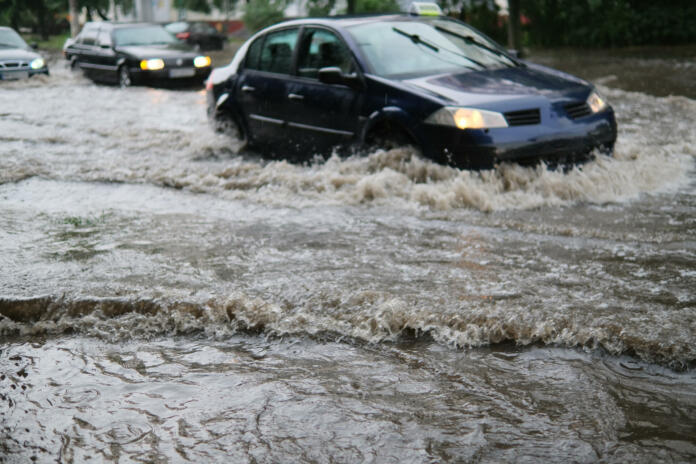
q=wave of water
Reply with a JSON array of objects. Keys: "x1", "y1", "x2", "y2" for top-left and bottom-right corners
[
  {"x1": 1, "y1": 290, "x2": 693, "y2": 370},
  {"x1": 1, "y1": 66, "x2": 694, "y2": 371},
  {"x1": 1, "y1": 68, "x2": 694, "y2": 213}
]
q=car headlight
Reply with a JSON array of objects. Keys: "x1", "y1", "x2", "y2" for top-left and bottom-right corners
[
  {"x1": 140, "y1": 58, "x2": 165, "y2": 71},
  {"x1": 425, "y1": 107, "x2": 508, "y2": 129},
  {"x1": 194, "y1": 56, "x2": 211, "y2": 68},
  {"x1": 587, "y1": 90, "x2": 607, "y2": 113},
  {"x1": 30, "y1": 58, "x2": 45, "y2": 70}
]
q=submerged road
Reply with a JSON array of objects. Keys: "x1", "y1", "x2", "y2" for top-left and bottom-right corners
[{"x1": 1, "y1": 53, "x2": 695, "y2": 462}]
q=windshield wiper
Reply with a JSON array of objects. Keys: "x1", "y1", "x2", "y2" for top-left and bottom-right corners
[
  {"x1": 392, "y1": 26, "x2": 488, "y2": 69},
  {"x1": 392, "y1": 27, "x2": 439, "y2": 52},
  {"x1": 0, "y1": 42, "x2": 20, "y2": 48},
  {"x1": 434, "y1": 25, "x2": 519, "y2": 65}
]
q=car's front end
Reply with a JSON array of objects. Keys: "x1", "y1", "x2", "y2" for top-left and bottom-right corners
[
  {"x1": 113, "y1": 25, "x2": 212, "y2": 86},
  {"x1": 346, "y1": 15, "x2": 617, "y2": 169},
  {"x1": 0, "y1": 28, "x2": 49, "y2": 81},
  {"x1": 414, "y1": 87, "x2": 616, "y2": 169},
  {"x1": 0, "y1": 53, "x2": 49, "y2": 81},
  {"x1": 125, "y1": 52, "x2": 212, "y2": 84}
]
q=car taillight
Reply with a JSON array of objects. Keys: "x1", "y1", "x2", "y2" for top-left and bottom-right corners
[{"x1": 176, "y1": 32, "x2": 191, "y2": 39}]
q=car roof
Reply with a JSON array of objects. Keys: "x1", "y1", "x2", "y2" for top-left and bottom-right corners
[
  {"x1": 267, "y1": 13, "x2": 431, "y2": 30},
  {"x1": 83, "y1": 21, "x2": 165, "y2": 29}
]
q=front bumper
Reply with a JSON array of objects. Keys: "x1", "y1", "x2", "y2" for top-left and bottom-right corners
[
  {"x1": 419, "y1": 108, "x2": 618, "y2": 170},
  {"x1": 0, "y1": 67, "x2": 49, "y2": 81},
  {"x1": 129, "y1": 66, "x2": 211, "y2": 84}
]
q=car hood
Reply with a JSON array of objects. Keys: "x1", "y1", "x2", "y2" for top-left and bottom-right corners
[
  {"x1": 402, "y1": 64, "x2": 591, "y2": 109},
  {"x1": 0, "y1": 47, "x2": 41, "y2": 62},
  {"x1": 115, "y1": 43, "x2": 199, "y2": 59}
]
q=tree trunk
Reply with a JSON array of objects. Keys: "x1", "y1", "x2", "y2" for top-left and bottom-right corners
[
  {"x1": 36, "y1": 0, "x2": 49, "y2": 40},
  {"x1": 68, "y1": 0, "x2": 80, "y2": 37},
  {"x1": 346, "y1": 0, "x2": 356, "y2": 14},
  {"x1": 507, "y1": 0, "x2": 521, "y2": 53}
]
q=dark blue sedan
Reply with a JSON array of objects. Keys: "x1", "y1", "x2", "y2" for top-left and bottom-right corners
[{"x1": 206, "y1": 12, "x2": 616, "y2": 169}]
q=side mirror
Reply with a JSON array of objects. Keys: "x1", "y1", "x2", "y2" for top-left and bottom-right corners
[
  {"x1": 318, "y1": 66, "x2": 343, "y2": 85},
  {"x1": 507, "y1": 49, "x2": 523, "y2": 59},
  {"x1": 318, "y1": 66, "x2": 363, "y2": 90},
  {"x1": 30, "y1": 42, "x2": 39, "y2": 50}
]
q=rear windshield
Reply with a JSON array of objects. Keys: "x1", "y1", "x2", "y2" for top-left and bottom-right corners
[
  {"x1": 0, "y1": 29, "x2": 28, "y2": 49},
  {"x1": 113, "y1": 26, "x2": 178, "y2": 46},
  {"x1": 164, "y1": 22, "x2": 188, "y2": 34},
  {"x1": 347, "y1": 18, "x2": 516, "y2": 78}
]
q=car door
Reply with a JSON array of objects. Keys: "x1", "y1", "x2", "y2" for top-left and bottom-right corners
[
  {"x1": 284, "y1": 27, "x2": 363, "y2": 154},
  {"x1": 235, "y1": 27, "x2": 299, "y2": 146},
  {"x1": 93, "y1": 26, "x2": 119, "y2": 82},
  {"x1": 75, "y1": 24, "x2": 102, "y2": 79}
]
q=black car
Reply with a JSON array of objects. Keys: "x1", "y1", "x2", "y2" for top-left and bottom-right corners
[
  {"x1": 207, "y1": 10, "x2": 617, "y2": 169},
  {"x1": 0, "y1": 26, "x2": 49, "y2": 80},
  {"x1": 64, "y1": 22, "x2": 212, "y2": 87},
  {"x1": 165, "y1": 21, "x2": 226, "y2": 51}
]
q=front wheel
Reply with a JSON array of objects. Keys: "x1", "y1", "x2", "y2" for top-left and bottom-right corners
[{"x1": 118, "y1": 65, "x2": 132, "y2": 88}]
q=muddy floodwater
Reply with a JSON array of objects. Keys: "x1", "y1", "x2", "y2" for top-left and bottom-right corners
[{"x1": 1, "y1": 49, "x2": 695, "y2": 463}]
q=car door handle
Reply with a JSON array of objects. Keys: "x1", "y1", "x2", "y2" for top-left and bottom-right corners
[
  {"x1": 241, "y1": 85, "x2": 255, "y2": 92},
  {"x1": 288, "y1": 93, "x2": 304, "y2": 100}
]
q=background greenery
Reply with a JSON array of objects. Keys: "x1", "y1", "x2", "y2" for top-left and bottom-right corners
[
  {"x1": 521, "y1": 0, "x2": 696, "y2": 47},
  {"x1": 2, "y1": 0, "x2": 695, "y2": 47}
]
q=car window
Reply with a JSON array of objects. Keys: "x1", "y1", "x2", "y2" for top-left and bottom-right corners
[
  {"x1": 192, "y1": 23, "x2": 216, "y2": 34},
  {"x1": 97, "y1": 29, "x2": 112, "y2": 47},
  {"x1": 165, "y1": 22, "x2": 188, "y2": 34},
  {"x1": 297, "y1": 28, "x2": 354, "y2": 79},
  {"x1": 347, "y1": 19, "x2": 515, "y2": 78},
  {"x1": 80, "y1": 26, "x2": 99, "y2": 46},
  {"x1": 0, "y1": 28, "x2": 28, "y2": 49},
  {"x1": 244, "y1": 36, "x2": 264, "y2": 70},
  {"x1": 257, "y1": 28, "x2": 298, "y2": 75},
  {"x1": 113, "y1": 26, "x2": 178, "y2": 46}
]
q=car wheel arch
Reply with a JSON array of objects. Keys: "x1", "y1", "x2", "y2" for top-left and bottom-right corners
[
  {"x1": 361, "y1": 107, "x2": 421, "y2": 149},
  {"x1": 213, "y1": 93, "x2": 250, "y2": 146}
]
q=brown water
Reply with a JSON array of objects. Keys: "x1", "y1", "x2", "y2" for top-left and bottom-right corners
[
  {"x1": 0, "y1": 49, "x2": 695, "y2": 463},
  {"x1": 529, "y1": 45, "x2": 696, "y2": 99}
]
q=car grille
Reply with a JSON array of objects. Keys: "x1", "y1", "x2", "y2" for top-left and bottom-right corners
[
  {"x1": 564, "y1": 101, "x2": 592, "y2": 119},
  {"x1": 504, "y1": 108, "x2": 541, "y2": 126},
  {"x1": 0, "y1": 60, "x2": 30, "y2": 69},
  {"x1": 163, "y1": 57, "x2": 194, "y2": 68}
]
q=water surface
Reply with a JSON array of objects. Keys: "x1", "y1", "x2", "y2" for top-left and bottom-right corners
[{"x1": 1, "y1": 54, "x2": 695, "y2": 462}]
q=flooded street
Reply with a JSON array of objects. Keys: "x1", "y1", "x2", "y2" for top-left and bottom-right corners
[{"x1": 1, "y1": 52, "x2": 695, "y2": 462}]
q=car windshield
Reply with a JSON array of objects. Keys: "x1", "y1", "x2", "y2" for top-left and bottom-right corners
[
  {"x1": 164, "y1": 22, "x2": 188, "y2": 34},
  {"x1": 113, "y1": 26, "x2": 178, "y2": 46},
  {"x1": 347, "y1": 18, "x2": 516, "y2": 78},
  {"x1": 0, "y1": 29, "x2": 29, "y2": 49}
]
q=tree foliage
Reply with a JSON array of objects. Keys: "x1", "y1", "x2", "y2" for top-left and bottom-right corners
[
  {"x1": 304, "y1": 0, "x2": 398, "y2": 16},
  {"x1": 306, "y1": 0, "x2": 335, "y2": 17},
  {"x1": 352, "y1": 0, "x2": 399, "y2": 14},
  {"x1": 0, "y1": 0, "x2": 135, "y2": 38},
  {"x1": 243, "y1": 0, "x2": 287, "y2": 32},
  {"x1": 521, "y1": 0, "x2": 696, "y2": 47},
  {"x1": 174, "y1": 0, "x2": 238, "y2": 14}
]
